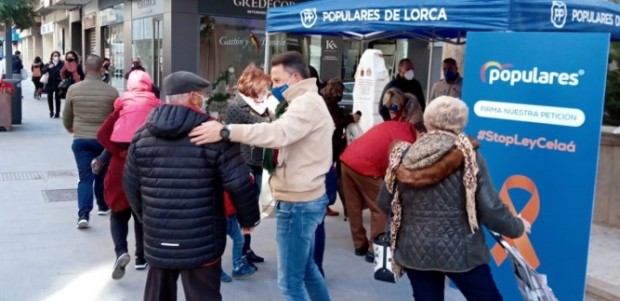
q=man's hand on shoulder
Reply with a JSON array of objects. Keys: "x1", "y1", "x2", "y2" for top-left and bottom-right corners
[{"x1": 189, "y1": 121, "x2": 224, "y2": 145}]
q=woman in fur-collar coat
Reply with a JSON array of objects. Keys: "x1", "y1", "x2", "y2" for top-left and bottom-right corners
[{"x1": 378, "y1": 96, "x2": 531, "y2": 301}]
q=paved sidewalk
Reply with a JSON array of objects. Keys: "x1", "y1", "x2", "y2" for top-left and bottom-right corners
[{"x1": 0, "y1": 79, "x2": 612, "y2": 301}]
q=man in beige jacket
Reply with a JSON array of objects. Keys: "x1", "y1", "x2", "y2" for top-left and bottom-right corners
[
  {"x1": 189, "y1": 51, "x2": 334, "y2": 301},
  {"x1": 63, "y1": 54, "x2": 118, "y2": 229}
]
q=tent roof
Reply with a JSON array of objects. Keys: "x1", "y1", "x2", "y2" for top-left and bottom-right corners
[{"x1": 266, "y1": 0, "x2": 620, "y2": 41}]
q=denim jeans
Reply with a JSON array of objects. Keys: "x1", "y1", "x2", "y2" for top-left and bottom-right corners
[
  {"x1": 71, "y1": 138, "x2": 107, "y2": 218},
  {"x1": 226, "y1": 216, "x2": 244, "y2": 263},
  {"x1": 276, "y1": 194, "x2": 331, "y2": 301}
]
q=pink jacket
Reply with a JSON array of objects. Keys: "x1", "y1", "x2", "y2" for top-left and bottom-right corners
[{"x1": 111, "y1": 71, "x2": 162, "y2": 143}]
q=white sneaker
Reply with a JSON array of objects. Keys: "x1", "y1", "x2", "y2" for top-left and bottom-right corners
[{"x1": 77, "y1": 218, "x2": 89, "y2": 229}]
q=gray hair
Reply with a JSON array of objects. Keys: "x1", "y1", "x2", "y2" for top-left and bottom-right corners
[
  {"x1": 165, "y1": 93, "x2": 191, "y2": 104},
  {"x1": 85, "y1": 55, "x2": 103, "y2": 73},
  {"x1": 423, "y1": 96, "x2": 469, "y2": 133}
]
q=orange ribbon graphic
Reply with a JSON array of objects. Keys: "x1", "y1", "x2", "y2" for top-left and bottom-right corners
[{"x1": 490, "y1": 175, "x2": 540, "y2": 269}]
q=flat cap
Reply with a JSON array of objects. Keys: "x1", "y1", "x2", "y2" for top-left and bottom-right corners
[{"x1": 164, "y1": 71, "x2": 210, "y2": 96}]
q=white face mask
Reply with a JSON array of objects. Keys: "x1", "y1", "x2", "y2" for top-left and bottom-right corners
[
  {"x1": 52, "y1": 56, "x2": 59, "y2": 63},
  {"x1": 404, "y1": 70, "x2": 414, "y2": 80}
]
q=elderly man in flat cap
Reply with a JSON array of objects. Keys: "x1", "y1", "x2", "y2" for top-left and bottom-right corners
[{"x1": 123, "y1": 71, "x2": 261, "y2": 301}]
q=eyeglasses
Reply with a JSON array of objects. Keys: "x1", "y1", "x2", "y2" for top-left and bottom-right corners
[{"x1": 66, "y1": 58, "x2": 75, "y2": 62}]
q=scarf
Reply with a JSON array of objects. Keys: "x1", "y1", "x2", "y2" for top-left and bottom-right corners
[
  {"x1": 384, "y1": 131, "x2": 480, "y2": 280},
  {"x1": 239, "y1": 93, "x2": 268, "y2": 115},
  {"x1": 263, "y1": 101, "x2": 289, "y2": 174}
]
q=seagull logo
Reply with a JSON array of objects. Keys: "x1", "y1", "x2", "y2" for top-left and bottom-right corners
[{"x1": 480, "y1": 61, "x2": 513, "y2": 82}]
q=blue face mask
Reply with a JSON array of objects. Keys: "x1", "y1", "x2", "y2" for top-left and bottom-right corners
[
  {"x1": 444, "y1": 70, "x2": 457, "y2": 81},
  {"x1": 271, "y1": 76, "x2": 293, "y2": 102}
]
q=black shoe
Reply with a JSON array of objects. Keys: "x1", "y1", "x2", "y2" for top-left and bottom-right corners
[
  {"x1": 49, "y1": 112, "x2": 53, "y2": 118},
  {"x1": 112, "y1": 253, "x2": 130, "y2": 280},
  {"x1": 245, "y1": 250, "x2": 264, "y2": 263},
  {"x1": 365, "y1": 252, "x2": 375, "y2": 263},
  {"x1": 53, "y1": 113, "x2": 60, "y2": 119},
  {"x1": 135, "y1": 257, "x2": 148, "y2": 270},
  {"x1": 354, "y1": 245, "x2": 369, "y2": 256}
]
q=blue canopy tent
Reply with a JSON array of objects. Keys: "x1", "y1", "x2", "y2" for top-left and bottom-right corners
[{"x1": 265, "y1": 0, "x2": 620, "y2": 95}]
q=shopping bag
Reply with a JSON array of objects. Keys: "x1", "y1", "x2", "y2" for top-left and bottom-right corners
[
  {"x1": 489, "y1": 231, "x2": 558, "y2": 301},
  {"x1": 40, "y1": 73, "x2": 49, "y2": 84}
]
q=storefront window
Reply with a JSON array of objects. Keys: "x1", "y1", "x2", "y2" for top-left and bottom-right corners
[
  {"x1": 132, "y1": 17, "x2": 163, "y2": 87},
  {"x1": 199, "y1": 16, "x2": 268, "y2": 82},
  {"x1": 102, "y1": 24, "x2": 124, "y2": 92}
]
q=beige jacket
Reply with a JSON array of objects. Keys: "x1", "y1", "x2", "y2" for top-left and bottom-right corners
[
  {"x1": 63, "y1": 73, "x2": 118, "y2": 139},
  {"x1": 229, "y1": 78, "x2": 334, "y2": 202}
]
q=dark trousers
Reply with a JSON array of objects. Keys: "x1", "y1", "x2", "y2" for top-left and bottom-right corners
[
  {"x1": 144, "y1": 261, "x2": 222, "y2": 301},
  {"x1": 242, "y1": 164, "x2": 263, "y2": 254},
  {"x1": 405, "y1": 264, "x2": 503, "y2": 301},
  {"x1": 110, "y1": 208, "x2": 144, "y2": 258},
  {"x1": 46, "y1": 88, "x2": 61, "y2": 115}
]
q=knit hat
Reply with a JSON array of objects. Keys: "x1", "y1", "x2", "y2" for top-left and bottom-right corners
[{"x1": 424, "y1": 96, "x2": 468, "y2": 133}]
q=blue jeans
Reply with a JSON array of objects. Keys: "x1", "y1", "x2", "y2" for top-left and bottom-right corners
[
  {"x1": 71, "y1": 138, "x2": 107, "y2": 218},
  {"x1": 226, "y1": 216, "x2": 244, "y2": 263},
  {"x1": 276, "y1": 195, "x2": 331, "y2": 301}
]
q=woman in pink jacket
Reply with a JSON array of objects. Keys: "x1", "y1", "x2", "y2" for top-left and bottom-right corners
[{"x1": 96, "y1": 70, "x2": 162, "y2": 279}]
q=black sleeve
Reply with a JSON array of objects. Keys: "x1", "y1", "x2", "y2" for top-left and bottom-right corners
[
  {"x1": 413, "y1": 79, "x2": 426, "y2": 111},
  {"x1": 215, "y1": 142, "x2": 260, "y2": 228},
  {"x1": 151, "y1": 84, "x2": 160, "y2": 99},
  {"x1": 122, "y1": 136, "x2": 144, "y2": 222},
  {"x1": 378, "y1": 83, "x2": 392, "y2": 121},
  {"x1": 78, "y1": 65, "x2": 85, "y2": 81}
]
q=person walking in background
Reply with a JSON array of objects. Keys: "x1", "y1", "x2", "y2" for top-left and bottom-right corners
[
  {"x1": 31, "y1": 56, "x2": 43, "y2": 100},
  {"x1": 58, "y1": 51, "x2": 85, "y2": 100},
  {"x1": 377, "y1": 96, "x2": 530, "y2": 301},
  {"x1": 11, "y1": 51, "x2": 23, "y2": 79},
  {"x1": 123, "y1": 71, "x2": 260, "y2": 301},
  {"x1": 63, "y1": 55, "x2": 117, "y2": 229},
  {"x1": 42, "y1": 51, "x2": 64, "y2": 118},
  {"x1": 340, "y1": 88, "x2": 422, "y2": 263},
  {"x1": 224, "y1": 63, "x2": 270, "y2": 265},
  {"x1": 125, "y1": 57, "x2": 161, "y2": 98},
  {"x1": 96, "y1": 70, "x2": 161, "y2": 280},
  {"x1": 379, "y1": 58, "x2": 426, "y2": 120},
  {"x1": 102, "y1": 58, "x2": 111, "y2": 84},
  {"x1": 429, "y1": 58, "x2": 463, "y2": 101}
]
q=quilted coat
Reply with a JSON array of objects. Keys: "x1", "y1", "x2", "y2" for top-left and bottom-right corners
[
  {"x1": 378, "y1": 149, "x2": 524, "y2": 273},
  {"x1": 123, "y1": 104, "x2": 261, "y2": 269}
]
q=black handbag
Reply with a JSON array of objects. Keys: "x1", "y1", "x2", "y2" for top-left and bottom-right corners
[{"x1": 58, "y1": 77, "x2": 73, "y2": 90}]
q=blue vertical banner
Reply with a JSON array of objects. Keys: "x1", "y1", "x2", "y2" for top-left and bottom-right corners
[{"x1": 462, "y1": 32, "x2": 609, "y2": 301}]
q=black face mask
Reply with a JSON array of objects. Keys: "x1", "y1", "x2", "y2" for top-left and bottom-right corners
[
  {"x1": 67, "y1": 58, "x2": 75, "y2": 62},
  {"x1": 132, "y1": 63, "x2": 141, "y2": 68}
]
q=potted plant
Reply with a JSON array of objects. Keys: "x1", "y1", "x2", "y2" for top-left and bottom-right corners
[{"x1": 0, "y1": 80, "x2": 15, "y2": 131}]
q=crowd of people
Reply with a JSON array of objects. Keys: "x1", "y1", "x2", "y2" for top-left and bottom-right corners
[{"x1": 10, "y1": 45, "x2": 531, "y2": 301}]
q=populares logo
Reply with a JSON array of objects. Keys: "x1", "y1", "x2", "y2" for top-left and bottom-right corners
[
  {"x1": 300, "y1": 8, "x2": 318, "y2": 29},
  {"x1": 480, "y1": 61, "x2": 583, "y2": 86},
  {"x1": 551, "y1": 1, "x2": 567, "y2": 28}
]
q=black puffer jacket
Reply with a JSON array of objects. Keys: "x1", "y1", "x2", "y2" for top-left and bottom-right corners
[{"x1": 123, "y1": 104, "x2": 260, "y2": 269}]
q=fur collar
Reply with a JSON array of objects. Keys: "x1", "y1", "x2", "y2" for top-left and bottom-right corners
[{"x1": 396, "y1": 139, "x2": 479, "y2": 187}]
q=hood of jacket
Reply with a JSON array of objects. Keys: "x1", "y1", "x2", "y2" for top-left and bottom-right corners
[
  {"x1": 145, "y1": 104, "x2": 210, "y2": 139},
  {"x1": 396, "y1": 138, "x2": 479, "y2": 187},
  {"x1": 127, "y1": 70, "x2": 152, "y2": 92}
]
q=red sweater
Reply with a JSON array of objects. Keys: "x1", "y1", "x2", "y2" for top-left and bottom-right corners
[{"x1": 340, "y1": 121, "x2": 416, "y2": 177}]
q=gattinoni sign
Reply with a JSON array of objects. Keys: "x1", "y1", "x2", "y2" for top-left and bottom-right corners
[{"x1": 200, "y1": 0, "x2": 311, "y2": 19}]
